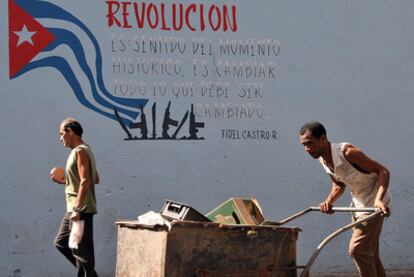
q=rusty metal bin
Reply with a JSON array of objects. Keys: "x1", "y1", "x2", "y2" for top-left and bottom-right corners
[{"x1": 115, "y1": 220, "x2": 300, "y2": 277}]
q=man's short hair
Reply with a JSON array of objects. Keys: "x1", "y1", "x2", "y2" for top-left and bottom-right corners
[
  {"x1": 61, "y1": 118, "x2": 83, "y2": 137},
  {"x1": 300, "y1": 121, "x2": 326, "y2": 139}
]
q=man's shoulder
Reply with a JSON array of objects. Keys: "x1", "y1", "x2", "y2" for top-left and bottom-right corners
[
  {"x1": 333, "y1": 142, "x2": 354, "y2": 152},
  {"x1": 75, "y1": 144, "x2": 93, "y2": 154},
  {"x1": 330, "y1": 142, "x2": 351, "y2": 153},
  {"x1": 341, "y1": 143, "x2": 365, "y2": 161},
  {"x1": 75, "y1": 144, "x2": 96, "y2": 165},
  {"x1": 74, "y1": 145, "x2": 94, "y2": 160}
]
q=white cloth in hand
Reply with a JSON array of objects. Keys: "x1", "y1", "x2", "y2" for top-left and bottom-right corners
[{"x1": 69, "y1": 220, "x2": 84, "y2": 249}]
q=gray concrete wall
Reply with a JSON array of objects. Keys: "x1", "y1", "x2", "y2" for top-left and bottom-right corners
[{"x1": 1, "y1": 0, "x2": 413, "y2": 276}]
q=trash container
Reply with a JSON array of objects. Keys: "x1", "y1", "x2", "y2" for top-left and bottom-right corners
[{"x1": 115, "y1": 220, "x2": 300, "y2": 277}]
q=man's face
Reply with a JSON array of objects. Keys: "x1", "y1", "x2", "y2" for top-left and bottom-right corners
[
  {"x1": 59, "y1": 125, "x2": 72, "y2": 148},
  {"x1": 300, "y1": 129, "x2": 325, "y2": 159}
]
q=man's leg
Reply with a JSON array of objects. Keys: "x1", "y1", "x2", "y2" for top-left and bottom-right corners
[
  {"x1": 375, "y1": 244, "x2": 387, "y2": 277},
  {"x1": 73, "y1": 214, "x2": 97, "y2": 277},
  {"x1": 54, "y1": 213, "x2": 77, "y2": 267},
  {"x1": 349, "y1": 214, "x2": 386, "y2": 277}
]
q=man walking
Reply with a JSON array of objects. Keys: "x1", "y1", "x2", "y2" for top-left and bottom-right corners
[
  {"x1": 51, "y1": 118, "x2": 99, "y2": 276},
  {"x1": 299, "y1": 121, "x2": 390, "y2": 277}
]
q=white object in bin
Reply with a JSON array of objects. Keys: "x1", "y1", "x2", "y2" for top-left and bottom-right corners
[
  {"x1": 69, "y1": 220, "x2": 84, "y2": 249},
  {"x1": 137, "y1": 211, "x2": 172, "y2": 231}
]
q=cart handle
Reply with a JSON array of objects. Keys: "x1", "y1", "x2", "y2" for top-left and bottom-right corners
[
  {"x1": 262, "y1": 207, "x2": 382, "y2": 276},
  {"x1": 309, "y1": 207, "x2": 378, "y2": 212},
  {"x1": 265, "y1": 206, "x2": 380, "y2": 226},
  {"x1": 300, "y1": 210, "x2": 383, "y2": 277}
]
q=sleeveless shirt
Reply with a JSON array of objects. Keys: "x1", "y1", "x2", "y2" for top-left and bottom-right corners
[
  {"x1": 319, "y1": 142, "x2": 390, "y2": 217},
  {"x1": 65, "y1": 143, "x2": 97, "y2": 214}
]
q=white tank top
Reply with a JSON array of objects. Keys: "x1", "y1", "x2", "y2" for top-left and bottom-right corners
[{"x1": 319, "y1": 142, "x2": 391, "y2": 217}]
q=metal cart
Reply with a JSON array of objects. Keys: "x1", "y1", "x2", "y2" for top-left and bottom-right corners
[
  {"x1": 115, "y1": 207, "x2": 383, "y2": 277},
  {"x1": 266, "y1": 206, "x2": 383, "y2": 277}
]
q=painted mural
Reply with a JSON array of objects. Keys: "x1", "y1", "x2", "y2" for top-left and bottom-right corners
[
  {"x1": 4, "y1": 1, "x2": 414, "y2": 275},
  {"x1": 9, "y1": 0, "x2": 278, "y2": 141}
]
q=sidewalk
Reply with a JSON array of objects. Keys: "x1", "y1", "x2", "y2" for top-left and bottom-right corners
[{"x1": 314, "y1": 271, "x2": 414, "y2": 277}]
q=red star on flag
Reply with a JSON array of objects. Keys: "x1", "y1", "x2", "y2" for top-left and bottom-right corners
[{"x1": 9, "y1": 0, "x2": 56, "y2": 78}]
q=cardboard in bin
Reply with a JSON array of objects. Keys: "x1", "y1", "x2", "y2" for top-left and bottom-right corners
[
  {"x1": 205, "y1": 197, "x2": 265, "y2": 225},
  {"x1": 160, "y1": 199, "x2": 211, "y2": 222}
]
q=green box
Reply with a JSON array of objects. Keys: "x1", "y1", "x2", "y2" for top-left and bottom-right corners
[{"x1": 205, "y1": 197, "x2": 265, "y2": 225}]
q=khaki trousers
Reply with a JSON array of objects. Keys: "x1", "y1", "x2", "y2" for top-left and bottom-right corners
[{"x1": 349, "y1": 214, "x2": 386, "y2": 277}]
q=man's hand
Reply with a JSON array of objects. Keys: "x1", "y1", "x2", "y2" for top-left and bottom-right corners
[
  {"x1": 319, "y1": 201, "x2": 334, "y2": 214},
  {"x1": 50, "y1": 174, "x2": 65, "y2": 184},
  {"x1": 50, "y1": 167, "x2": 65, "y2": 184},
  {"x1": 70, "y1": 211, "x2": 80, "y2": 221},
  {"x1": 375, "y1": 199, "x2": 390, "y2": 216}
]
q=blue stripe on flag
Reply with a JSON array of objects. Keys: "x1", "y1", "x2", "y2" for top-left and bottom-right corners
[
  {"x1": 14, "y1": 56, "x2": 133, "y2": 125},
  {"x1": 14, "y1": 0, "x2": 148, "y2": 122}
]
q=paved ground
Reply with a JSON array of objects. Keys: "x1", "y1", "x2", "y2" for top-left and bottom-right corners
[{"x1": 314, "y1": 271, "x2": 414, "y2": 277}]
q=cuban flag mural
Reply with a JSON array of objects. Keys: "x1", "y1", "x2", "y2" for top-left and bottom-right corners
[{"x1": 8, "y1": 0, "x2": 148, "y2": 125}]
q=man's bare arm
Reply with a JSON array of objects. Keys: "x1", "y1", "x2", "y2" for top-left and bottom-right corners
[
  {"x1": 344, "y1": 144, "x2": 390, "y2": 215},
  {"x1": 320, "y1": 175, "x2": 346, "y2": 214},
  {"x1": 95, "y1": 172, "x2": 100, "y2": 185},
  {"x1": 71, "y1": 149, "x2": 92, "y2": 221}
]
